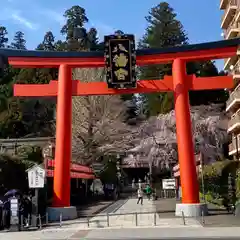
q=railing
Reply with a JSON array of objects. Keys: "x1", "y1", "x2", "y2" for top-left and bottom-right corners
[
  {"x1": 226, "y1": 78, "x2": 240, "y2": 107},
  {"x1": 233, "y1": 60, "x2": 240, "y2": 75},
  {"x1": 222, "y1": 0, "x2": 238, "y2": 23},
  {"x1": 223, "y1": 57, "x2": 236, "y2": 68},
  {"x1": 30, "y1": 210, "x2": 206, "y2": 230},
  {"x1": 229, "y1": 134, "x2": 240, "y2": 152},
  {"x1": 220, "y1": 0, "x2": 229, "y2": 9},
  {"x1": 225, "y1": 14, "x2": 240, "y2": 37},
  {"x1": 226, "y1": 90, "x2": 240, "y2": 107},
  {"x1": 224, "y1": 57, "x2": 230, "y2": 67},
  {"x1": 229, "y1": 142, "x2": 235, "y2": 152},
  {"x1": 228, "y1": 110, "x2": 240, "y2": 129}
]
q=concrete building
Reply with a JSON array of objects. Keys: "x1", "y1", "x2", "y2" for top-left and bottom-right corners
[{"x1": 221, "y1": 0, "x2": 240, "y2": 159}]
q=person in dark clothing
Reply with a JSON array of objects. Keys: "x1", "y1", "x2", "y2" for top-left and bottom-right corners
[
  {"x1": 18, "y1": 196, "x2": 25, "y2": 230},
  {"x1": 23, "y1": 195, "x2": 32, "y2": 227},
  {"x1": 3, "y1": 199, "x2": 10, "y2": 229}
]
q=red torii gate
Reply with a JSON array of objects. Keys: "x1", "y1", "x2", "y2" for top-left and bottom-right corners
[{"x1": 2, "y1": 38, "x2": 239, "y2": 217}]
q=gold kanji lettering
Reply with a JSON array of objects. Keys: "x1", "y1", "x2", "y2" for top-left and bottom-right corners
[
  {"x1": 114, "y1": 68, "x2": 128, "y2": 81},
  {"x1": 113, "y1": 53, "x2": 128, "y2": 67},
  {"x1": 113, "y1": 46, "x2": 118, "y2": 53},
  {"x1": 118, "y1": 44, "x2": 128, "y2": 52},
  {"x1": 112, "y1": 44, "x2": 128, "y2": 53}
]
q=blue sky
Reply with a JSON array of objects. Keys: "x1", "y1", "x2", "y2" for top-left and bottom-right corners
[{"x1": 1, "y1": 0, "x2": 224, "y2": 68}]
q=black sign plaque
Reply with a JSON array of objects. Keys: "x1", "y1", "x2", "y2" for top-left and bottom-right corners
[{"x1": 104, "y1": 34, "x2": 136, "y2": 89}]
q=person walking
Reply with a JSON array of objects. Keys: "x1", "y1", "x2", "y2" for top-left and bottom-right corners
[
  {"x1": 137, "y1": 187, "x2": 143, "y2": 205},
  {"x1": 145, "y1": 184, "x2": 152, "y2": 201}
]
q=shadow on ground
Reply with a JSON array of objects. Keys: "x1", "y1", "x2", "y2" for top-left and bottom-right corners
[
  {"x1": 77, "y1": 201, "x2": 113, "y2": 218},
  {"x1": 154, "y1": 198, "x2": 240, "y2": 227}
]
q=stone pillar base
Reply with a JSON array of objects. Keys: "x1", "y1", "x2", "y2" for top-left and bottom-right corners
[
  {"x1": 47, "y1": 206, "x2": 77, "y2": 222},
  {"x1": 175, "y1": 203, "x2": 208, "y2": 217}
]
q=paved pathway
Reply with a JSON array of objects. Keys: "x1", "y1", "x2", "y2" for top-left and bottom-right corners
[
  {"x1": 2, "y1": 198, "x2": 240, "y2": 239},
  {"x1": 82, "y1": 226, "x2": 240, "y2": 239},
  {"x1": 85, "y1": 198, "x2": 201, "y2": 228},
  {"x1": 2, "y1": 226, "x2": 240, "y2": 240},
  {"x1": 153, "y1": 198, "x2": 240, "y2": 227},
  {"x1": 77, "y1": 200, "x2": 114, "y2": 217}
]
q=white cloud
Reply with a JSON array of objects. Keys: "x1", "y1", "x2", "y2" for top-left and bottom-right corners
[
  {"x1": 37, "y1": 8, "x2": 115, "y2": 41},
  {"x1": 39, "y1": 9, "x2": 65, "y2": 27},
  {"x1": 0, "y1": 7, "x2": 39, "y2": 31},
  {"x1": 11, "y1": 13, "x2": 38, "y2": 30}
]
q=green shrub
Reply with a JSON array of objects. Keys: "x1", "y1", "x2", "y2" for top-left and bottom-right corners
[
  {"x1": 199, "y1": 160, "x2": 240, "y2": 205},
  {"x1": 236, "y1": 168, "x2": 240, "y2": 199},
  {"x1": 200, "y1": 192, "x2": 223, "y2": 206}
]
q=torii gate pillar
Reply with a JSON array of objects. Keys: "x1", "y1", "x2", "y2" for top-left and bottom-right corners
[
  {"x1": 53, "y1": 64, "x2": 72, "y2": 208},
  {"x1": 173, "y1": 59, "x2": 206, "y2": 216},
  {"x1": 48, "y1": 64, "x2": 77, "y2": 221}
]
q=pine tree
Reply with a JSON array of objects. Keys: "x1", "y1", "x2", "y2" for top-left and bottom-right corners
[
  {"x1": 61, "y1": 5, "x2": 89, "y2": 50},
  {"x1": 61, "y1": 6, "x2": 99, "y2": 51},
  {"x1": 11, "y1": 31, "x2": 26, "y2": 50},
  {"x1": 87, "y1": 27, "x2": 98, "y2": 50},
  {"x1": 54, "y1": 40, "x2": 67, "y2": 51},
  {"x1": 139, "y1": 2, "x2": 188, "y2": 116},
  {"x1": 139, "y1": 2, "x2": 226, "y2": 116},
  {"x1": 37, "y1": 31, "x2": 55, "y2": 51},
  {"x1": 0, "y1": 26, "x2": 8, "y2": 48},
  {"x1": 61, "y1": 6, "x2": 89, "y2": 38}
]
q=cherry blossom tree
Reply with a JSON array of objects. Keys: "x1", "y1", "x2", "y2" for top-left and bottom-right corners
[{"x1": 124, "y1": 104, "x2": 228, "y2": 169}]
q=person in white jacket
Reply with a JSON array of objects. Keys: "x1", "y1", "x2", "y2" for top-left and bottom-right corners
[{"x1": 137, "y1": 187, "x2": 143, "y2": 205}]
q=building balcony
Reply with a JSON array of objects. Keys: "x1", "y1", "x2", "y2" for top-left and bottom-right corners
[
  {"x1": 221, "y1": 0, "x2": 238, "y2": 29},
  {"x1": 232, "y1": 59, "x2": 240, "y2": 78},
  {"x1": 228, "y1": 110, "x2": 240, "y2": 132},
  {"x1": 220, "y1": 0, "x2": 229, "y2": 9},
  {"x1": 224, "y1": 11, "x2": 240, "y2": 39},
  {"x1": 223, "y1": 49, "x2": 240, "y2": 71},
  {"x1": 229, "y1": 134, "x2": 240, "y2": 155},
  {"x1": 226, "y1": 85, "x2": 240, "y2": 111}
]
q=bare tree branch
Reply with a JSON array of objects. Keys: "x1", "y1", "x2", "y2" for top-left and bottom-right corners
[{"x1": 71, "y1": 68, "x2": 136, "y2": 165}]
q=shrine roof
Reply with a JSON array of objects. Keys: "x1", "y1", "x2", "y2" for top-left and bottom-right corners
[{"x1": 0, "y1": 38, "x2": 239, "y2": 58}]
